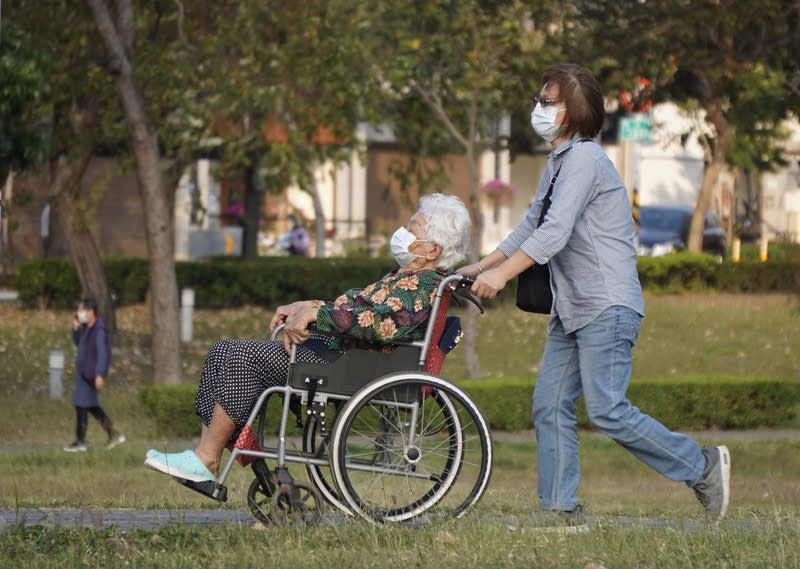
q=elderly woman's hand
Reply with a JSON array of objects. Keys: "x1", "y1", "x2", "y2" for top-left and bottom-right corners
[
  {"x1": 457, "y1": 262, "x2": 483, "y2": 277},
  {"x1": 282, "y1": 305, "x2": 319, "y2": 352},
  {"x1": 270, "y1": 300, "x2": 313, "y2": 332}
]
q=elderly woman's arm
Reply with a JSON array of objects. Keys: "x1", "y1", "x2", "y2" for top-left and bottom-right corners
[{"x1": 315, "y1": 270, "x2": 441, "y2": 346}]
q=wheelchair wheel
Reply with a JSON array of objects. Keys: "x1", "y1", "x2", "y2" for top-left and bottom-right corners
[
  {"x1": 302, "y1": 400, "x2": 352, "y2": 515},
  {"x1": 328, "y1": 372, "x2": 492, "y2": 524},
  {"x1": 247, "y1": 475, "x2": 276, "y2": 525}
]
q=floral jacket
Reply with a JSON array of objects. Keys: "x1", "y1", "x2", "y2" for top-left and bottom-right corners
[{"x1": 315, "y1": 269, "x2": 445, "y2": 352}]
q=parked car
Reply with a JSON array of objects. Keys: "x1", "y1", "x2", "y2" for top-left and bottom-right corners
[{"x1": 637, "y1": 205, "x2": 726, "y2": 259}]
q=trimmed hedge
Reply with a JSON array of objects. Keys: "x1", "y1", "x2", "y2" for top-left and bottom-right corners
[
  {"x1": 14, "y1": 246, "x2": 799, "y2": 310},
  {"x1": 462, "y1": 376, "x2": 800, "y2": 431},
  {"x1": 139, "y1": 376, "x2": 800, "y2": 438},
  {"x1": 14, "y1": 255, "x2": 397, "y2": 310},
  {"x1": 138, "y1": 384, "x2": 202, "y2": 439}
]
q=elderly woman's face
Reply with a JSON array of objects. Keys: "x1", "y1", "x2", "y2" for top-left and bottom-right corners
[
  {"x1": 407, "y1": 213, "x2": 428, "y2": 242},
  {"x1": 406, "y1": 213, "x2": 440, "y2": 265}
]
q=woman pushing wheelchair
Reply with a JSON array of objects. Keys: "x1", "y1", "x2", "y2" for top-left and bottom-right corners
[{"x1": 144, "y1": 193, "x2": 472, "y2": 485}]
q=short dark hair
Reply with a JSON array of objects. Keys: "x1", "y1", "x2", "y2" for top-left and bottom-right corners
[
  {"x1": 542, "y1": 63, "x2": 605, "y2": 139},
  {"x1": 81, "y1": 297, "x2": 98, "y2": 313}
]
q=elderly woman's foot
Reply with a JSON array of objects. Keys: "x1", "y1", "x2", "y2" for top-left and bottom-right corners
[{"x1": 144, "y1": 450, "x2": 217, "y2": 483}]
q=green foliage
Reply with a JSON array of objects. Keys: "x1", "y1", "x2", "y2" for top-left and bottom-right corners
[
  {"x1": 140, "y1": 375, "x2": 800, "y2": 438},
  {"x1": 636, "y1": 252, "x2": 722, "y2": 293},
  {"x1": 462, "y1": 376, "x2": 800, "y2": 432},
  {"x1": 174, "y1": 257, "x2": 398, "y2": 308},
  {"x1": 138, "y1": 385, "x2": 200, "y2": 439},
  {"x1": 0, "y1": 19, "x2": 51, "y2": 181},
  {"x1": 102, "y1": 256, "x2": 149, "y2": 305},
  {"x1": 635, "y1": 249, "x2": 800, "y2": 294},
  {"x1": 14, "y1": 249, "x2": 799, "y2": 311},
  {"x1": 13, "y1": 257, "x2": 80, "y2": 309},
  {"x1": 14, "y1": 256, "x2": 399, "y2": 310}
]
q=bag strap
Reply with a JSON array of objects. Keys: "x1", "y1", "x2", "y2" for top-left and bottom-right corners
[{"x1": 537, "y1": 163, "x2": 562, "y2": 228}]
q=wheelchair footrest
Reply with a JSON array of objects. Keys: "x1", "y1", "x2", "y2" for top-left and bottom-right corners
[{"x1": 174, "y1": 477, "x2": 228, "y2": 502}]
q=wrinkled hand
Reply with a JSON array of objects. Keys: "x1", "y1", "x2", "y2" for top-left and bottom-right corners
[
  {"x1": 269, "y1": 300, "x2": 311, "y2": 333},
  {"x1": 94, "y1": 376, "x2": 105, "y2": 390},
  {"x1": 470, "y1": 268, "x2": 509, "y2": 299},
  {"x1": 282, "y1": 306, "x2": 319, "y2": 353},
  {"x1": 457, "y1": 263, "x2": 482, "y2": 277}
]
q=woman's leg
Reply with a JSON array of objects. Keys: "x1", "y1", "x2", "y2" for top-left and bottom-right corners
[
  {"x1": 578, "y1": 306, "x2": 704, "y2": 485},
  {"x1": 194, "y1": 402, "x2": 236, "y2": 476},
  {"x1": 88, "y1": 406, "x2": 114, "y2": 439},
  {"x1": 75, "y1": 406, "x2": 89, "y2": 443},
  {"x1": 532, "y1": 321, "x2": 583, "y2": 511}
]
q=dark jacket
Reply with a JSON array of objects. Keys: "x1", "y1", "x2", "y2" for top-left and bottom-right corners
[{"x1": 71, "y1": 317, "x2": 111, "y2": 408}]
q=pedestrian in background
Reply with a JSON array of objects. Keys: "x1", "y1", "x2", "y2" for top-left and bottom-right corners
[
  {"x1": 63, "y1": 297, "x2": 125, "y2": 452},
  {"x1": 460, "y1": 63, "x2": 730, "y2": 524},
  {"x1": 287, "y1": 214, "x2": 310, "y2": 256}
]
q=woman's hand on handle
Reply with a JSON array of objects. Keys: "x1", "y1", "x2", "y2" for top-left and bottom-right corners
[{"x1": 470, "y1": 269, "x2": 509, "y2": 299}]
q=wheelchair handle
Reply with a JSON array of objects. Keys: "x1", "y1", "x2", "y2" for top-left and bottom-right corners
[{"x1": 441, "y1": 273, "x2": 483, "y2": 314}]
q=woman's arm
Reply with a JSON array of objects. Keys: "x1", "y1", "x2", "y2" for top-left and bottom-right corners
[
  {"x1": 458, "y1": 248, "x2": 509, "y2": 277},
  {"x1": 315, "y1": 272, "x2": 439, "y2": 345}
]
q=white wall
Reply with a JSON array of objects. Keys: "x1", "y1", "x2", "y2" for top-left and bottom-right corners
[{"x1": 624, "y1": 103, "x2": 706, "y2": 207}]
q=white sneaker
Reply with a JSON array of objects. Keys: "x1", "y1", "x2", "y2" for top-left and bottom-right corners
[
  {"x1": 107, "y1": 433, "x2": 126, "y2": 449},
  {"x1": 63, "y1": 441, "x2": 88, "y2": 453}
]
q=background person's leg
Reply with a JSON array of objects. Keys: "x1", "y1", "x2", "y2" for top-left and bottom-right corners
[{"x1": 88, "y1": 406, "x2": 114, "y2": 439}]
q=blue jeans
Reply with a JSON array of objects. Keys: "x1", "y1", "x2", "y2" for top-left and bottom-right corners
[{"x1": 532, "y1": 305, "x2": 704, "y2": 511}]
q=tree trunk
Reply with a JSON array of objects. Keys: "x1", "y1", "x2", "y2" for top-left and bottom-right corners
[
  {"x1": 688, "y1": 79, "x2": 733, "y2": 253},
  {"x1": 242, "y1": 164, "x2": 262, "y2": 260},
  {"x1": 309, "y1": 177, "x2": 327, "y2": 258},
  {"x1": 51, "y1": 154, "x2": 116, "y2": 333},
  {"x1": 461, "y1": 142, "x2": 483, "y2": 379},
  {"x1": 87, "y1": 0, "x2": 182, "y2": 384},
  {"x1": 1, "y1": 173, "x2": 14, "y2": 268}
]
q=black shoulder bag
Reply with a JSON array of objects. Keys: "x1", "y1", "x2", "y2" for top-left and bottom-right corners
[{"x1": 515, "y1": 164, "x2": 562, "y2": 314}]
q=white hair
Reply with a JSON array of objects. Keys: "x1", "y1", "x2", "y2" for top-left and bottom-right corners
[{"x1": 416, "y1": 193, "x2": 472, "y2": 270}]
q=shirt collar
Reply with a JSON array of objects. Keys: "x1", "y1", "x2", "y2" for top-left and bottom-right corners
[{"x1": 550, "y1": 133, "x2": 583, "y2": 158}]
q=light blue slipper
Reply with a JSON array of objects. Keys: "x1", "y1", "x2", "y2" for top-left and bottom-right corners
[
  {"x1": 145, "y1": 449, "x2": 161, "y2": 459},
  {"x1": 144, "y1": 450, "x2": 217, "y2": 483}
]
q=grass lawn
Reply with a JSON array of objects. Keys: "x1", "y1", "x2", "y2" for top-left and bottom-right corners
[{"x1": 1, "y1": 293, "x2": 799, "y2": 568}]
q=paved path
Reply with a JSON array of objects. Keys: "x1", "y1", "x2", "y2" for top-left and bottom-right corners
[
  {"x1": 2, "y1": 430, "x2": 797, "y2": 532},
  {"x1": 3, "y1": 507, "x2": 796, "y2": 533},
  {"x1": 1, "y1": 508, "x2": 256, "y2": 531}
]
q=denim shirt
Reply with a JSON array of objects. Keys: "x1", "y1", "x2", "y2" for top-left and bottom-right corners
[{"x1": 499, "y1": 135, "x2": 644, "y2": 334}]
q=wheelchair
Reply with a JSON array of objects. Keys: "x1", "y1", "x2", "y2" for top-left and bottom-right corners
[{"x1": 176, "y1": 274, "x2": 493, "y2": 526}]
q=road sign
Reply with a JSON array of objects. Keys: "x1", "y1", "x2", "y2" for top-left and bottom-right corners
[{"x1": 619, "y1": 116, "x2": 652, "y2": 142}]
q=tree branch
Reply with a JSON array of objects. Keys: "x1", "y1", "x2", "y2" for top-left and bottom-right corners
[
  {"x1": 113, "y1": 0, "x2": 135, "y2": 55},
  {"x1": 86, "y1": 0, "x2": 131, "y2": 76},
  {"x1": 407, "y1": 78, "x2": 469, "y2": 151},
  {"x1": 172, "y1": 0, "x2": 197, "y2": 51}
]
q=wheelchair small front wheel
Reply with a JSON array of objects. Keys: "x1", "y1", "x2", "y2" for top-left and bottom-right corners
[{"x1": 328, "y1": 372, "x2": 493, "y2": 524}]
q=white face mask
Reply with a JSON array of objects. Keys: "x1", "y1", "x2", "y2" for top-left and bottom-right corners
[
  {"x1": 77, "y1": 310, "x2": 88, "y2": 324},
  {"x1": 390, "y1": 226, "x2": 430, "y2": 267},
  {"x1": 530, "y1": 103, "x2": 566, "y2": 142}
]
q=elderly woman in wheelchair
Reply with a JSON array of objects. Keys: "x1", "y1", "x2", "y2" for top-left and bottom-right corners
[{"x1": 144, "y1": 193, "x2": 492, "y2": 524}]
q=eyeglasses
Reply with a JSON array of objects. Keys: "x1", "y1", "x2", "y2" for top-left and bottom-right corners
[{"x1": 533, "y1": 96, "x2": 561, "y2": 108}]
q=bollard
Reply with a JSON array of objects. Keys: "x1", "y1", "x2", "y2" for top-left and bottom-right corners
[
  {"x1": 48, "y1": 349, "x2": 65, "y2": 398},
  {"x1": 732, "y1": 237, "x2": 741, "y2": 263},
  {"x1": 759, "y1": 237, "x2": 768, "y2": 262},
  {"x1": 181, "y1": 287, "x2": 195, "y2": 342}
]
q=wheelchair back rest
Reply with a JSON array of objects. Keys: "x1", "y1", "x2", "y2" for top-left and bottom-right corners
[{"x1": 289, "y1": 345, "x2": 421, "y2": 397}]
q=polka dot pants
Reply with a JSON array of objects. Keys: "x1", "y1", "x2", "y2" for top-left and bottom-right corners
[{"x1": 194, "y1": 334, "x2": 338, "y2": 433}]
